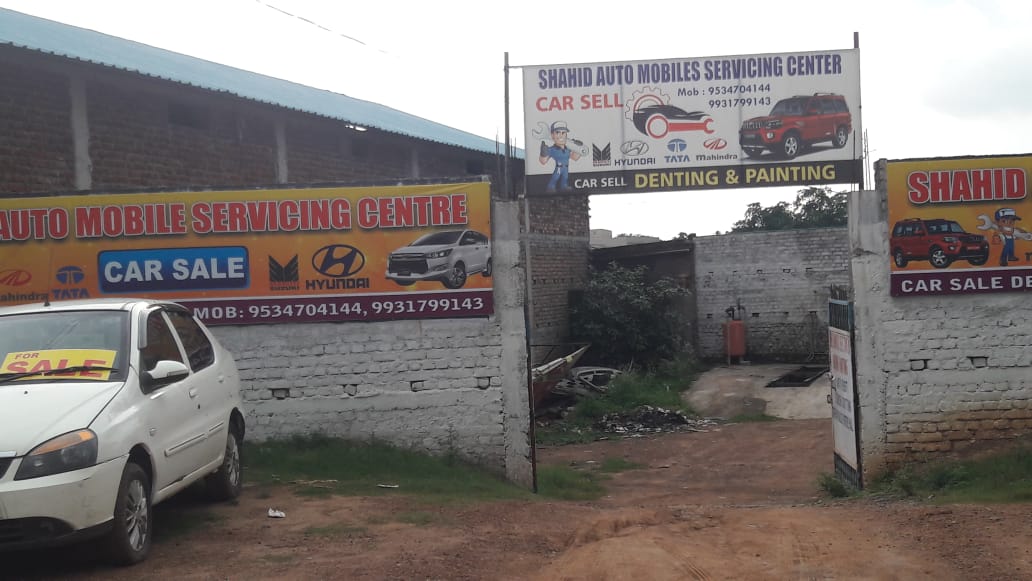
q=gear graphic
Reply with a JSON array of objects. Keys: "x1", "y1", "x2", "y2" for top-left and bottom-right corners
[{"x1": 624, "y1": 87, "x2": 670, "y2": 121}]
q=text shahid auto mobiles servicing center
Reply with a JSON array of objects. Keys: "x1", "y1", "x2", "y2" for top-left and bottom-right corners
[
  {"x1": 0, "y1": 181, "x2": 494, "y2": 324},
  {"x1": 522, "y1": 49, "x2": 863, "y2": 195}
]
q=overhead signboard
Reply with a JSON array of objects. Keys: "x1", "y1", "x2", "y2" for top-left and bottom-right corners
[
  {"x1": 887, "y1": 155, "x2": 1032, "y2": 297},
  {"x1": 0, "y1": 182, "x2": 494, "y2": 324},
  {"x1": 523, "y1": 48, "x2": 862, "y2": 195}
]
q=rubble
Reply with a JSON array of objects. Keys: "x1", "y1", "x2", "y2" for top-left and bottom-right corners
[{"x1": 594, "y1": 405, "x2": 719, "y2": 435}]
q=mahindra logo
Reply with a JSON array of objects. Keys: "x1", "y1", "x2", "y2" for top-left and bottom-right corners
[
  {"x1": 703, "y1": 138, "x2": 728, "y2": 151},
  {"x1": 0, "y1": 269, "x2": 31, "y2": 287},
  {"x1": 311, "y1": 245, "x2": 365, "y2": 278}
]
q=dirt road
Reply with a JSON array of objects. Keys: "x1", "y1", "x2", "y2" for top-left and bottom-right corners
[{"x1": 9, "y1": 419, "x2": 1032, "y2": 580}]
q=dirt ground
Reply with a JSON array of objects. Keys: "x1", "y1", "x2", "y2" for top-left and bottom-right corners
[{"x1": 8, "y1": 418, "x2": 1032, "y2": 580}]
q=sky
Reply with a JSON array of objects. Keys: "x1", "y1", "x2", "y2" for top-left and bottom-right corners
[{"x1": 2, "y1": 0, "x2": 1031, "y2": 238}]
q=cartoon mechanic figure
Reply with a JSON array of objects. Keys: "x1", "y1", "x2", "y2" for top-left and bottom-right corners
[
  {"x1": 538, "y1": 121, "x2": 581, "y2": 192},
  {"x1": 976, "y1": 207, "x2": 1032, "y2": 266}
]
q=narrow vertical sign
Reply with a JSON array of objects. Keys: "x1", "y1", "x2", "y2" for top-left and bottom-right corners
[{"x1": 829, "y1": 326, "x2": 858, "y2": 469}]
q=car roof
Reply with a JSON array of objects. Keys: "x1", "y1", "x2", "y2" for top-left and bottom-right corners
[{"x1": 0, "y1": 297, "x2": 182, "y2": 316}]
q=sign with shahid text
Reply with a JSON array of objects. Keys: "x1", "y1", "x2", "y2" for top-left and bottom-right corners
[
  {"x1": 887, "y1": 155, "x2": 1032, "y2": 297},
  {"x1": 0, "y1": 182, "x2": 494, "y2": 325}
]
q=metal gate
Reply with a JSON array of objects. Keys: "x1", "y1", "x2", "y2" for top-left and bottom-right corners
[{"x1": 829, "y1": 286, "x2": 862, "y2": 489}]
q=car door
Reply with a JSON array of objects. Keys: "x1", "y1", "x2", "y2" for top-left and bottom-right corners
[
  {"x1": 137, "y1": 309, "x2": 209, "y2": 491},
  {"x1": 459, "y1": 231, "x2": 487, "y2": 273},
  {"x1": 164, "y1": 308, "x2": 229, "y2": 464}
]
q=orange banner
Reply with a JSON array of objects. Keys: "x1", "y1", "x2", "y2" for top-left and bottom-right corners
[
  {"x1": 887, "y1": 155, "x2": 1032, "y2": 296},
  {"x1": 0, "y1": 182, "x2": 493, "y2": 323}
]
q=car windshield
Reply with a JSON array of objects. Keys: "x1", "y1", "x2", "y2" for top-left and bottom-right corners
[
  {"x1": 769, "y1": 99, "x2": 805, "y2": 116},
  {"x1": 0, "y1": 310, "x2": 128, "y2": 384},
  {"x1": 410, "y1": 231, "x2": 463, "y2": 246},
  {"x1": 928, "y1": 221, "x2": 966, "y2": 234}
]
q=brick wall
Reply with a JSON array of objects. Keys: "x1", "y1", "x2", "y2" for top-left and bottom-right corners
[
  {"x1": 694, "y1": 227, "x2": 851, "y2": 360},
  {"x1": 527, "y1": 194, "x2": 590, "y2": 361},
  {"x1": 0, "y1": 48, "x2": 512, "y2": 196},
  {"x1": 851, "y1": 171, "x2": 1032, "y2": 477},
  {"x1": 0, "y1": 53, "x2": 74, "y2": 193}
]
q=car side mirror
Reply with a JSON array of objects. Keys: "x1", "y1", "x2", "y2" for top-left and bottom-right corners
[{"x1": 141, "y1": 360, "x2": 190, "y2": 392}]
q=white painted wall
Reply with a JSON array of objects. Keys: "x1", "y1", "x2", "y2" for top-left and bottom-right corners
[{"x1": 210, "y1": 200, "x2": 533, "y2": 486}]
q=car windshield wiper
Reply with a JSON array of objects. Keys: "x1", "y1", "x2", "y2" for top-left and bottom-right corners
[{"x1": 0, "y1": 366, "x2": 118, "y2": 384}]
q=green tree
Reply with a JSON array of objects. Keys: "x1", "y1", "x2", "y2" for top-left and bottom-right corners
[
  {"x1": 731, "y1": 186, "x2": 847, "y2": 232},
  {"x1": 570, "y1": 263, "x2": 688, "y2": 367}
]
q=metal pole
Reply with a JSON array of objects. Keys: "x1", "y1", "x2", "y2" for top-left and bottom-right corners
[{"x1": 503, "y1": 52, "x2": 511, "y2": 200}]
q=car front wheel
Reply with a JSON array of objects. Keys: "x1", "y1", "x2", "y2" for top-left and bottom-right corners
[
  {"x1": 442, "y1": 262, "x2": 467, "y2": 289},
  {"x1": 104, "y1": 462, "x2": 152, "y2": 565},
  {"x1": 929, "y1": 246, "x2": 952, "y2": 268},
  {"x1": 206, "y1": 428, "x2": 243, "y2": 501},
  {"x1": 893, "y1": 249, "x2": 908, "y2": 268},
  {"x1": 780, "y1": 133, "x2": 801, "y2": 159}
]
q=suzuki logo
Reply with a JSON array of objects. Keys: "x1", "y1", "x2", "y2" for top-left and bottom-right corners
[
  {"x1": 703, "y1": 138, "x2": 728, "y2": 151},
  {"x1": 311, "y1": 245, "x2": 365, "y2": 278},
  {"x1": 0, "y1": 269, "x2": 31, "y2": 287},
  {"x1": 269, "y1": 255, "x2": 299, "y2": 283}
]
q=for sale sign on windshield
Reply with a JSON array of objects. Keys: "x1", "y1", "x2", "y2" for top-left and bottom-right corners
[
  {"x1": 522, "y1": 48, "x2": 862, "y2": 196},
  {"x1": 0, "y1": 181, "x2": 494, "y2": 325},
  {"x1": 887, "y1": 155, "x2": 1032, "y2": 296}
]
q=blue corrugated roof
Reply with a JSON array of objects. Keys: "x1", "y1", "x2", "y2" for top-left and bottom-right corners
[{"x1": 0, "y1": 8, "x2": 522, "y2": 157}]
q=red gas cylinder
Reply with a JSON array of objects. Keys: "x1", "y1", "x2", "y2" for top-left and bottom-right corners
[{"x1": 723, "y1": 320, "x2": 746, "y2": 358}]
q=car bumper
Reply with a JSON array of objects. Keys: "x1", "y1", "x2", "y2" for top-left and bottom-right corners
[
  {"x1": 0, "y1": 455, "x2": 125, "y2": 551},
  {"x1": 386, "y1": 261, "x2": 451, "y2": 282}
]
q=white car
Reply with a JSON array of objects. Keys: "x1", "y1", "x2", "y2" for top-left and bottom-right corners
[
  {"x1": 0, "y1": 298, "x2": 245, "y2": 565},
  {"x1": 386, "y1": 229, "x2": 492, "y2": 289}
]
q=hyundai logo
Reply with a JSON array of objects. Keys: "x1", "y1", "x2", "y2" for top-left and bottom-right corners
[
  {"x1": 667, "y1": 139, "x2": 687, "y2": 152},
  {"x1": 704, "y1": 138, "x2": 728, "y2": 151},
  {"x1": 56, "y1": 265, "x2": 85, "y2": 285},
  {"x1": 0, "y1": 269, "x2": 31, "y2": 287},
  {"x1": 621, "y1": 140, "x2": 649, "y2": 157},
  {"x1": 311, "y1": 245, "x2": 365, "y2": 278}
]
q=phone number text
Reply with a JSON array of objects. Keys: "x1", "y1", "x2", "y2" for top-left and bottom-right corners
[
  {"x1": 184, "y1": 292, "x2": 494, "y2": 325},
  {"x1": 708, "y1": 97, "x2": 772, "y2": 109}
]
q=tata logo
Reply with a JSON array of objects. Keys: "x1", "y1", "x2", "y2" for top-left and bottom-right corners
[
  {"x1": 667, "y1": 139, "x2": 687, "y2": 153},
  {"x1": 0, "y1": 269, "x2": 31, "y2": 287},
  {"x1": 703, "y1": 138, "x2": 728, "y2": 151},
  {"x1": 311, "y1": 245, "x2": 365, "y2": 278},
  {"x1": 55, "y1": 265, "x2": 85, "y2": 286}
]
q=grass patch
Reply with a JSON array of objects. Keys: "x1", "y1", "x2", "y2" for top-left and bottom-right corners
[
  {"x1": 730, "y1": 413, "x2": 780, "y2": 423},
  {"x1": 598, "y1": 457, "x2": 643, "y2": 473},
  {"x1": 535, "y1": 465, "x2": 607, "y2": 501},
  {"x1": 869, "y1": 446, "x2": 1032, "y2": 503},
  {"x1": 817, "y1": 473, "x2": 852, "y2": 498},
  {"x1": 303, "y1": 523, "x2": 369, "y2": 537},
  {"x1": 245, "y1": 435, "x2": 533, "y2": 503},
  {"x1": 536, "y1": 354, "x2": 704, "y2": 445}
]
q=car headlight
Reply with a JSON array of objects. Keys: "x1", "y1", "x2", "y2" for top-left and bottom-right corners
[
  {"x1": 15, "y1": 429, "x2": 98, "y2": 480},
  {"x1": 942, "y1": 236, "x2": 957, "y2": 243},
  {"x1": 427, "y1": 249, "x2": 453, "y2": 259}
]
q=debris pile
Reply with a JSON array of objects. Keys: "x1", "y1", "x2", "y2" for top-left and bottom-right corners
[{"x1": 594, "y1": 405, "x2": 719, "y2": 435}]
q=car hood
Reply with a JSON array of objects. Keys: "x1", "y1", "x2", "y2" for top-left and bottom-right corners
[
  {"x1": 0, "y1": 381, "x2": 124, "y2": 456},
  {"x1": 393, "y1": 243, "x2": 454, "y2": 255}
]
